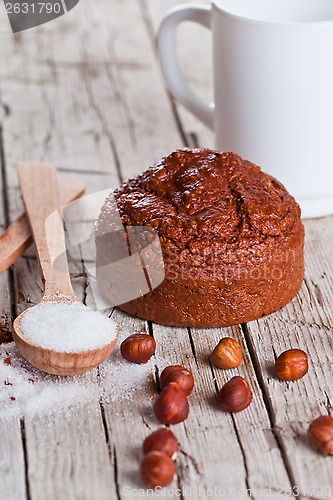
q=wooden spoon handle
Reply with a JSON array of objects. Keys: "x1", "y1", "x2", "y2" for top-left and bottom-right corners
[
  {"x1": 18, "y1": 162, "x2": 75, "y2": 298},
  {"x1": 0, "y1": 180, "x2": 84, "y2": 275}
]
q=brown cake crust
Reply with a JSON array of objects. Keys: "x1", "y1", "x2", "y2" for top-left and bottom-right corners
[{"x1": 96, "y1": 149, "x2": 304, "y2": 327}]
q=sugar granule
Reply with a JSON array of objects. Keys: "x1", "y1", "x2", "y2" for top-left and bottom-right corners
[
  {"x1": 20, "y1": 302, "x2": 117, "y2": 352},
  {"x1": 0, "y1": 330, "x2": 154, "y2": 419}
]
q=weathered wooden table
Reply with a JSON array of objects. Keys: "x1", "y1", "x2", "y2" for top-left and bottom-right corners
[{"x1": 0, "y1": 1, "x2": 333, "y2": 499}]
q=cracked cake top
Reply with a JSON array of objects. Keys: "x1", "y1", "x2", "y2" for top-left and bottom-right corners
[{"x1": 96, "y1": 149, "x2": 303, "y2": 270}]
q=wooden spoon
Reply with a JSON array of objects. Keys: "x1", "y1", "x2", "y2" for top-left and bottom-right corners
[{"x1": 12, "y1": 162, "x2": 118, "y2": 375}]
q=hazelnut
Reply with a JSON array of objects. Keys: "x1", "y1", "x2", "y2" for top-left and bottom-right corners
[
  {"x1": 143, "y1": 428, "x2": 179, "y2": 460},
  {"x1": 217, "y1": 376, "x2": 252, "y2": 412},
  {"x1": 308, "y1": 416, "x2": 333, "y2": 455},
  {"x1": 160, "y1": 365, "x2": 194, "y2": 396},
  {"x1": 141, "y1": 451, "x2": 175, "y2": 488},
  {"x1": 120, "y1": 333, "x2": 156, "y2": 364},
  {"x1": 211, "y1": 337, "x2": 243, "y2": 369},
  {"x1": 154, "y1": 382, "x2": 189, "y2": 424},
  {"x1": 275, "y1": 349, "x2": 308, "y2": 381}
]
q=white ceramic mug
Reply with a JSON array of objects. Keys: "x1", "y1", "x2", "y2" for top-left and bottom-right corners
[{"x1": 157, "y1": 0, "x2": 333, "y2": 218}]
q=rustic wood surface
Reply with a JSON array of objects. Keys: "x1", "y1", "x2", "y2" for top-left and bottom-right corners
[{"x1": 0, "y1": 1, "x2": 333, "y2": 499}]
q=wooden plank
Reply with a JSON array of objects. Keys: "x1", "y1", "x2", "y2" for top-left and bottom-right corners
[
  {"x1": 0, "y1": 123, "x2": 13, "y2": 342},
  {"x1": 77, "y1": 0, "x2": 187, "y2": 176},
  {"x1": 143, "y1": 0, "x2": 215, "y2": 149},
  {"x1": 0, "y1": 417, "x2": 26, "y2": 500},
  {"x1": 97, "y1": 310, "x2": 175, "y2": 498},
  {"x1": 24, "y1": 405, "x2": 117, "y2": 500},
  {"x1": 0, "y1": 101, "x2": 26, "y2": 498},
  {"x1": 243, "y1": 218, "x2": 333, "y2": 499},
  {"x1": 0, "y1": 273, "x2": 11, "y2": 343}
]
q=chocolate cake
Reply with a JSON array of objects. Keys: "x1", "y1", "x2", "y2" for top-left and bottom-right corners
[{"x1": 95, "y1": 149, "x2": 304, "y2": 327}]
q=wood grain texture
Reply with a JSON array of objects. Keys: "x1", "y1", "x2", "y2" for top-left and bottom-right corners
[
  {"x1": 23, "y1": 404, "x2": 117, "y2": 500},
  {"x1": 145, "y1": 0, "x2": 215, "y2": 149},
  {"x1": 0, "y1": 0, "x2": 332, "y2": 499},
  {"x1": 0, "y1": 417, "x2": 26, "y2": 499}
]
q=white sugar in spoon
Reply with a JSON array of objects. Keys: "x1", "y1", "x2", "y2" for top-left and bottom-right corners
[{"x1": 12, "y1": 163, "x2": 118, "y2": 375}]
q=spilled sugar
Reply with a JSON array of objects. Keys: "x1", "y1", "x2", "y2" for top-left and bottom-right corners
[
  {"x1": 20, "y1": 302, "x2": 118, "y2": 352},
  {"x1": 0, "y1": 330, "x2": 154, "y2": 419}
]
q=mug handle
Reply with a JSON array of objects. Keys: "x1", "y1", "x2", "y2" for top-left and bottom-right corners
[{"x1": 157, "y1": 5, "x2": 214, "y2": 130}]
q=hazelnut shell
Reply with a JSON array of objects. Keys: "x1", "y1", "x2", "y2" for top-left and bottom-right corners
[
  {"x1": 154, "y1": 382, "x2": 189, "y2": 424},
  {"x1": 211, "y1": 337, "x2": 243, "y2": 369},
  {"x1": 143, "y1": 428, "x2": 179, "y2": 460},
  {"x1": 217, "y1": 376, "x2": 252, "y2": 413},
  {"x1": 308, "y1": 415, "x2": 333, "y2": 455},
  {"x1": 275, "y1": 349, "x2": 308, "y2": 381},
  {"x1": 120, "y1": 333, "x2": 156, "y2": 364},
  {"x1": 141, "y1": 451, "x2": 175, "y2": 488},
  {"x1": 160, "y1": 365, "x2": 194, "y2": 396}
]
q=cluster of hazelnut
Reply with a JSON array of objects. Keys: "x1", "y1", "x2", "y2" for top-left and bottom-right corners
[
  {"x1": 210, "y1": 339, "x2": 311, "y2": 412},
  {"x1": 121, "y1": 333, "x2": 194, "y2": 488},
  {"x1": 211, "y1": 337, "x2": 333, "y2": 456},
  {"x1": 141, "y1": 428, "x2": 179, "y2": 488},
  {"x1": 140, "y1": 363, "x2": 194, "y2": 488},
  {"x1": 211, "y1": 337, "x2": 252, "y2": 412},
  {"x1": 120, "y1": 332, "x2": 333, "y2": 489}
]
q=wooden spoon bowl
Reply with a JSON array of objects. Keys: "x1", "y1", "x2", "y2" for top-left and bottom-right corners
[
  {"x1": 13, "y1": 163, "x2": 118, "y2": 376},
  {"x1": 13, "y1": 302, "x2": 118, "y2": 376}
]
